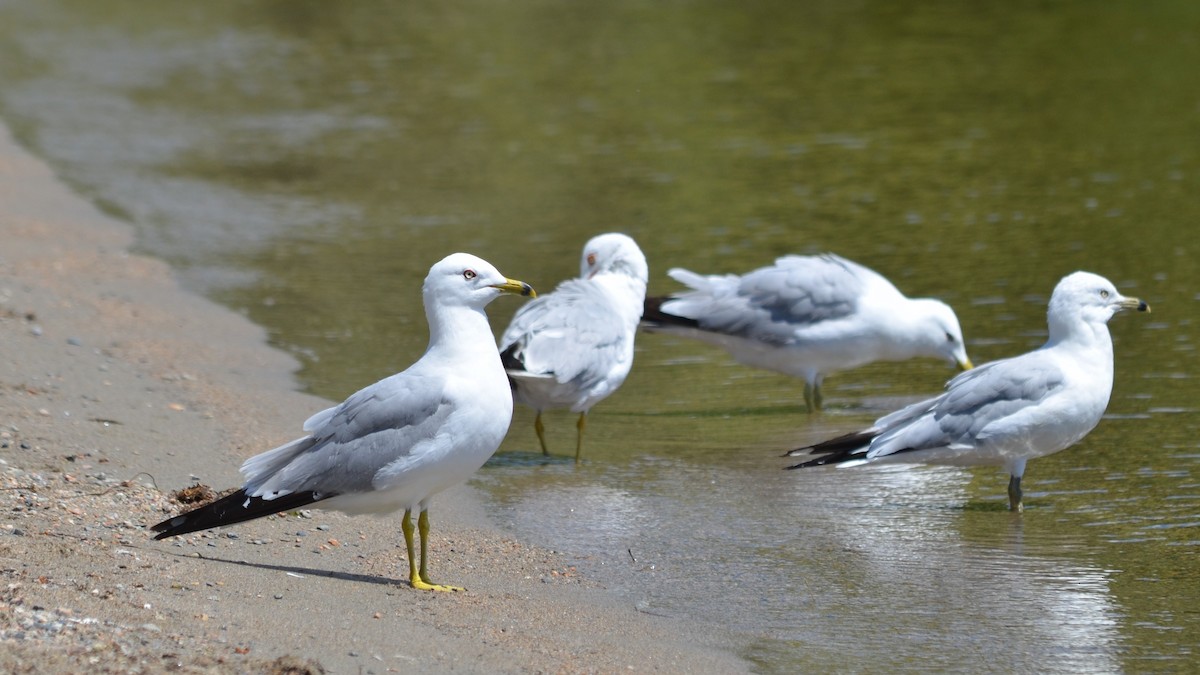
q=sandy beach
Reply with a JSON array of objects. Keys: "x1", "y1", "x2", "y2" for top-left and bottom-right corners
[{"x1": 0, "y1": 121, "x2": 748, "y2": 674}]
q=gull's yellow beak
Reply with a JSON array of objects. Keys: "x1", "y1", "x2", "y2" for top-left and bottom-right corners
[
  {"x1": 1118, "y1": 297, "x2": 1150, "y2": 313},
  {"x1": 957, "y1": 357, "x2": 974, "y2": 371},
  {"x1": 492, "y1": 278, "x2": 536, "y2": 298}
]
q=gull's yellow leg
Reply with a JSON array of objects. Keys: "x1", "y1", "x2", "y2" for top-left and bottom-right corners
[
  {"x1": 1008, "y1": 475, "x2": 1024, "y2": 513},
  {"x1": 417, "y1": 510, "x2": 463, "y2": 592},
  {"x1": 574, "y1": 412, "x2": 587, "y2": 463},
  {"x1": 402, "y1": 509, "x2": 462, "y2": 592},
  {"x1": 535, "y1": 411, "x2": 549, "y2": 455},
  {"x1": 401, "y1": 509, "x2": 421, "y2": 587}
]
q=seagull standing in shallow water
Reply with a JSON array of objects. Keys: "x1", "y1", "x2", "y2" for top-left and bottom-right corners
[
  {"x1": 151, "y1": 253, "x2": 534, "y2": 592},
  {"x1": 642, "y1": 253, "x2": 973, "y2": 412},
  {"x1": 785, "y1": 271, "x2": 1149, "y2": 512},
  {"x1": 499, "y1": 233, "x2": 648, "y2": 461}
]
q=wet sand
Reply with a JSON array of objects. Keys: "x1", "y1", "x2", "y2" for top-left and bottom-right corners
[{"x1": 0, "y1": 121, "x2": 748, "y2": 674}]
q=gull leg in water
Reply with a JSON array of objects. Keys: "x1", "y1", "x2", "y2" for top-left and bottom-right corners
[
  {"x1": 575, "y1": 412, "x2": 587, "y2": 462},
  {"x1": 803, "y1": 381, "x2": 824, "y2": 413},
  {"x1": 534, "y1": 411, "x2": 549, "y2": 456},
  {"x1": 1006, "y1": 457, "x2": 1028, "y2": 511},
  {"x1": 1008, "y1": 476, "x2": 1023, "y2": 513},
  {"x1": 535, "y1": 410, "x2": 552, "y2": 451}
]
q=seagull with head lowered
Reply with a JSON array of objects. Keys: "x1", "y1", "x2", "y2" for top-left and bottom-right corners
[
  {"x1": 642, "y1": 253, "x2": 973, "y2": 411},
  {"x1": 499, "y1": 233, "x2": 648, "y2": 461},
  {"x1": 785, "y1": 271, "x2": 1149, "y2": 512},
  {"x1": 151, "y1": 253, "x2": 534, "y2": 592}
]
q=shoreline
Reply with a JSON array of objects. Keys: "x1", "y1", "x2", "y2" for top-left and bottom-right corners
[{"x1": 0, "y1": 120, "x2": 748, "y2": 673}]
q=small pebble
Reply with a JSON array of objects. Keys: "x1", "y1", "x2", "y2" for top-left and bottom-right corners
[
  {"x1": 273, "y1": 594, "x2": 283, "y2": 600},
  {"x1": 67, "y1": 337, "x2": 82, "y2": 346}
]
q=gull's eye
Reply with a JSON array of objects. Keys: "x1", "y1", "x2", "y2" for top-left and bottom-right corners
[
  {"x1": 586, "y1": 253, "x2": 597, "y2": 267},
  {"x1": 1099, "y1": 289, "x2": 1110, "y2": 299},
  {"x1": 945, "y1": 331, "x2": 955, "y2": 343},
  {"x1": 463, "y1": 269, "x2": 477, "y2": 280}
]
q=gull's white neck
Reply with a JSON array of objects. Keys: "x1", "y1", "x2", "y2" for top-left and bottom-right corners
[
  {"x1": 1045, "y1": 311, "x2": 1114, "y2": 354},
  {"x1": 1044, "y1": 312, "x2": 1116, "y2": 394},
  {"x1": 593, "y1": 272, "x2": 648, "y2": 324},
  {"x1": 424, "y1": 302, "x2": 497, "y2": 363},
  {"x1": 876, "y1": 299, "x2": 946, "y2": 360}
]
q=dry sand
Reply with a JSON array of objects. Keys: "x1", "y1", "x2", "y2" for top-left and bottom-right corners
[{"x1": 0, "y1": 121, "x2": 750, "y2": 674}]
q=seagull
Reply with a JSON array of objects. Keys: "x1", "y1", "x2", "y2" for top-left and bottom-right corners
[
  {"x1": 151, "y1": 253, "x2": 535, "y2": 591},
  {"x1": 499, "y1": 233, "x2": 648, "y2": 461},
  {"x1": 785, "y1": 271, "x2": 1149, "y2": 512},
  {"x1": 642, "y1": 253, "x2": 973, "y2": 412}
]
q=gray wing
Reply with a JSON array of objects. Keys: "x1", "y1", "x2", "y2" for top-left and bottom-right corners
[
  {"x1": 242, "y1": 372, "x2": 453, "y2": 498},
  {"x1": 500, "y1": 279, "x2": 632, "y2": 390},
  {"x1": 664, "y1": 254, "x2": 868, "y2": 345},
  {"x1": 867, "y1": 357, "x2": 1068, "y2": 458}
]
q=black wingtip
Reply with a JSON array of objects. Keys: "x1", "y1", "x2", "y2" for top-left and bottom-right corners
[
  {"x1": 784, "y1": 454, "x2": 840, "y2": 470},
  {"x1": 150, "y1": 488, "x2": 329, "y2": 540},
  {"x1": 499, "y1": 342, "x2": 524, "y2": 372},
  {"x1": 641, "y1": 296, "x2": 699, "y2": 329},
  {"x1": 781, "y1": 428, "x2": 880, "y2": 470}
]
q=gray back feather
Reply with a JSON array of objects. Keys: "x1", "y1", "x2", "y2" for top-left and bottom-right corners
[
  {"x1": 666, "y1": 254, "x2": 868, "y2": 345},
  {"x1": 870, "y1": 359, "x2": 1067, "y2": 457},
  {"x1": 247, "y1": 373, "x2": 453, "y2": 498}
]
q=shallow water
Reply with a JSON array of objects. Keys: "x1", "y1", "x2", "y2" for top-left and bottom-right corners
[{"x1": 1, "y1": 1, "x2": 1198, "y2": 671}]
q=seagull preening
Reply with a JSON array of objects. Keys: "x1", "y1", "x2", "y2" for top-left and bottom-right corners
[
  {"x1": 499, "y1": 233, "x2": 648, "y2": 461},
  {"x1": 151, "y1": 253, "x2": 534, "y2": 592},
  {"x1": 785, "y1": 271, "x2": 1149, "y2": 512},
  {"x1": 642, "y1": 253, "x2": 973, "y2": 412}
]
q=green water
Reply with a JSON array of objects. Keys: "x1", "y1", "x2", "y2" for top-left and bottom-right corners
[{"x1": 1, "y1": 1, "x2": 1198, "y2": 671}]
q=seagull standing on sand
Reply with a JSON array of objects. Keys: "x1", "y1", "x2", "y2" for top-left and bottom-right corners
[
  {"x1": 785, "y1": 271, "x2": 1149, "y2": 512},
  {"x1": 151, "y1": 253, "x2": 535, "y2": 592},
  {"x1": 642, "y1": 253, "x2": 973, "y2": 412},
  {"x1": 499, "y1": 233, "x2": 648, "y2": 461}
]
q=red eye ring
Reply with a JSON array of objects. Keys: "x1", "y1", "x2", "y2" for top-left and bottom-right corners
[
  {"x1": 586, "y1": 253, "x2": 597, "y2": 266},
  {"x1": 463, "y1": 269, "x2": 477, "y2": 280}
]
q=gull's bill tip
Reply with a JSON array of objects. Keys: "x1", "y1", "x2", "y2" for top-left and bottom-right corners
[
  {"x1": 1120, "y1": 297, "x2": 1149, "y2": 313},
  {"x1": 493, "y1": 278, "x2": 536, "y2": 298},
  {"x1": 958, "y1": 357, "x2": 974, "y2": 371}
]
